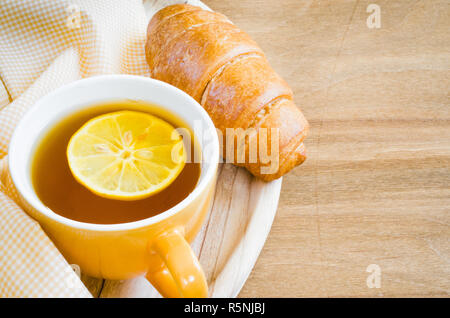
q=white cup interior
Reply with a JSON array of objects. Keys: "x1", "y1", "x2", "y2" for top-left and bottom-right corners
[{"x1": 8, "y1": 75, "x2": 219, "y2": 231}]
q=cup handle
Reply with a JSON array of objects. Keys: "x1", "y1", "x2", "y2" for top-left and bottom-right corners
[{"x1": 145, "y1": 227, "x2": 208, "y2": 298}]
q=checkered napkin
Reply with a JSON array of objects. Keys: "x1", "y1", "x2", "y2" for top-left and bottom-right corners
[{"x1": 0, "y1": 0, "x2": 207, "y2": 298}]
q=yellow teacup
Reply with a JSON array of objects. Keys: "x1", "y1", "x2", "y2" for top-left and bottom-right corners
[{"x1": 8, "y1": 75, "x2": 220, "y2": 297}]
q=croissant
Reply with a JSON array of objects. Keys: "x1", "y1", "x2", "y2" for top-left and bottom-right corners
[{"x1": 145, "y1": 4, "x2": 309, "y2": 181}]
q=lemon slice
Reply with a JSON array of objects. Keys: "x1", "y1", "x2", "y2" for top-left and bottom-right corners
[{"x1": 67, "y1": 110, "x2": 186, "y2": 200}]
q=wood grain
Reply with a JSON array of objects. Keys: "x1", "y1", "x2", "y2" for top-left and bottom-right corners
[{"x1": 202, "y1": 0, "x2": 450, "y2": 297}]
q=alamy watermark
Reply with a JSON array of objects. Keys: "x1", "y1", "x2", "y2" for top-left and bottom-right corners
[
  {"x1": 366, "y1": 264, "x2": 381, "y2": 288},
  {"x1": 65, "y1": 264, "x2": 81, "y2": 289},
  {"x1": 366, "y1": 4, "x2": 381, "y2": 29},
  {"x1": 66, "y1": 4, "x2": 81, "y2": 29},
  {"x1": 92, "y1": 121, "x2": 282, "y2": 176},
  {"x1": 176, "y1": 123, "x2": 281, "y2": 175}
]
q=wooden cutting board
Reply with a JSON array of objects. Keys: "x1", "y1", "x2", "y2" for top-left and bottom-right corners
[{"x1": 80, "y1": 0, "x2": 282, "y2": 299}]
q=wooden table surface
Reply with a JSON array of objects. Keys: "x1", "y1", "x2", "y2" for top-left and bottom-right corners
[{"x1": 204, "y1": 0, "x2": 450, "y2": 297}]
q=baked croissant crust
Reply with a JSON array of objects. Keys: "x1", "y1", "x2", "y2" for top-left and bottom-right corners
[{"x1": 146, "y1": 4, "x2": 309, "y2": 181}]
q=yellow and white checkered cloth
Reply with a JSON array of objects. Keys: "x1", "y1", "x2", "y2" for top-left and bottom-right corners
[{"x1": 0, "y1": 0, "x2": 206, "y2": 298}]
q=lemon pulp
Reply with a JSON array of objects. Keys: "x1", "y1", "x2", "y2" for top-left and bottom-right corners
[{"x1": 67, "y1": 110, "x2": 186, "y2": 200}]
